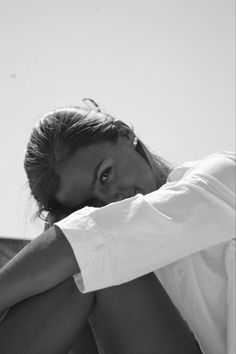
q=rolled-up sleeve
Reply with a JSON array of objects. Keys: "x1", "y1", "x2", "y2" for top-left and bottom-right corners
[{"x1": 55, "y1": 152, "x2": 235, "y2": 293}]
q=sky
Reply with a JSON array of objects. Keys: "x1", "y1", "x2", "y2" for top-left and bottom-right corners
[{"x1": 0, "y1": 0, "x2": 235, "y2": 239}]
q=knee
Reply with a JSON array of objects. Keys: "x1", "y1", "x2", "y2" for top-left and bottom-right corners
[{"x1": 95, "y1": 272, "x2": 159, "y2": 301}]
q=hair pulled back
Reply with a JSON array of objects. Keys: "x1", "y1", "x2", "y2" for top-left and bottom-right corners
[{"x1": 24, "y1": 99, "x2": 172, "y2": 220}]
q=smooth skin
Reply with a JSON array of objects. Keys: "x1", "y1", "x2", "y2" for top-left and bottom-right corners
[
  {"x1": 0, "y1": 248, "x2": 202, "y2": 354},
  {"x1": 0, "y1": 137, "x2": 203, "y2": 353},
  {"x1": 56, "y1": 137, "x2": 157, "y2": 209}
]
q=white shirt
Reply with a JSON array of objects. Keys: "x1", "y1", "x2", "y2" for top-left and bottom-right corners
[{"x1": 56, "y1": 151, "x2": 235, "y2": 354}]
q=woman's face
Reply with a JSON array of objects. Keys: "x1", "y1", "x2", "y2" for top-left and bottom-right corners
[{"x1": 55, "y1": 137, "x2": 157, "y2": 210}]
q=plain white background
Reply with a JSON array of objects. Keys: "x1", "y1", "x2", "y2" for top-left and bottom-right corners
[{"x1": 0, "y1": 0, "x2": 235, "y2": 238}]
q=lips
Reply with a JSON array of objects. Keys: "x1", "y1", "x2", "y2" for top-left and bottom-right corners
[
  {"x1": 128, "y1": 188, "x2": 137, "y2": 198},
  {"x1": 119, "y1": 188, "x2": 138, "y2": 201}
]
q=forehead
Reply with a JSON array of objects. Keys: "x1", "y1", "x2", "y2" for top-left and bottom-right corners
[{"x1": 55, "y1": 141, "x2": 116, "y2": 208}]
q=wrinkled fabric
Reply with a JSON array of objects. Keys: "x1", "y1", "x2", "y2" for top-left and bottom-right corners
[{"x1": 56, "y1": 151, "x2": 235, "y2": 354}]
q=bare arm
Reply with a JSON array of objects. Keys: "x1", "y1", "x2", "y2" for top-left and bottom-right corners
[{"x1": 0, "y1": 226, "x2": 80, "y2": 312}]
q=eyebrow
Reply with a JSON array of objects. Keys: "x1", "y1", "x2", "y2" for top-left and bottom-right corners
[{"x1": 91, "y1": 159, "x2": 104, "y2": 190}]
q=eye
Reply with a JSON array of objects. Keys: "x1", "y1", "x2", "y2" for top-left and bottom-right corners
[{"x1": 99, "y1": 167, "x2": 112, "y2": 185}]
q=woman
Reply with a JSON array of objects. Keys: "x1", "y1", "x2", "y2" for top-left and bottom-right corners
[{"x1": 0, "y1": 99, "x2": 235, "y2": 354}]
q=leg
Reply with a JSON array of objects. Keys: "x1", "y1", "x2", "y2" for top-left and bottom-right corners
[
  {"x1": 68, "y1": 322, "x2": 99, "y2": 354},
  {"x1": 0, "y1": 277, "x2": 98, "y2": 354},
  {"x1": 90, "y1": 272, "x2": 202, "y2": 354},
  {"x1": 0, "y1": 273, "x2": 203, "y2": 354}
]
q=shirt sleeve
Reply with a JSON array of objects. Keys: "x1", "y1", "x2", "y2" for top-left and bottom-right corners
[
  {"x1": 55, "y1": 152, "x2": 235, "y2": 293},
  {"x1": 225, "y1": 239, "x2": 236, "y2": 354}
]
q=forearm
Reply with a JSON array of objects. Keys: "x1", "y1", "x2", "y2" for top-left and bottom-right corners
[{"x1": 0, "y1": 226, "x2": 80, "y2": 312}]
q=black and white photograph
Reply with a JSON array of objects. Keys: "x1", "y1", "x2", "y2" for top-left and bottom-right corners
[{"x1": 0, "y1": 1, "x2": 235, "y2": 353}]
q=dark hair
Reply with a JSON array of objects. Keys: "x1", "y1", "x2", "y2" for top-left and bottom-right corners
[{"x1": 24, "y1": 99, "x2": 173, "y2": 221}]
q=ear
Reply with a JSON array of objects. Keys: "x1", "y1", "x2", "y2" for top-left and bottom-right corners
[
  {"x1": 126, "y1": 131, "x2": 137, "y2": 145},
  {"x1": 114, "y1": 121, "x2": 132, "y2": 139},
  {"x1": 119, "y1": 132, "x2": 138, "y2": 149}
]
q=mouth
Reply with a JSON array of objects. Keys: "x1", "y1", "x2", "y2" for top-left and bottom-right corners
[
  {"x1": 121, "y1": 189, "x2": 139, "y2": 201},
  {"x1": 129, "y1": 188, "x2": 137, "y2": 198}
]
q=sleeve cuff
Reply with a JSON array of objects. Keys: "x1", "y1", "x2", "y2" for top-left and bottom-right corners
[{"x1": 55, "y1": 208, "x2": 113, "y2": 293}]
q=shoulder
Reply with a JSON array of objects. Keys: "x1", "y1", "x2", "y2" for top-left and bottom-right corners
[
  {"x1": 169, "y1": 152, "x2": 235, "y2": 193},
  {"x1": 187, "y1": 151, "x2": 235, "y2": 193}
]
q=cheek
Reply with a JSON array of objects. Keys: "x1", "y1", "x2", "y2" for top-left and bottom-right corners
[
  {"x1": 124, "y1": 159, "x2": 153, "y2": 185},
  {"x1": 135, "y1": 160, "x2": 156, "y2": 191},
  {"x1": 114, "y1": 152, "x2": 155, "y2": 191}
]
